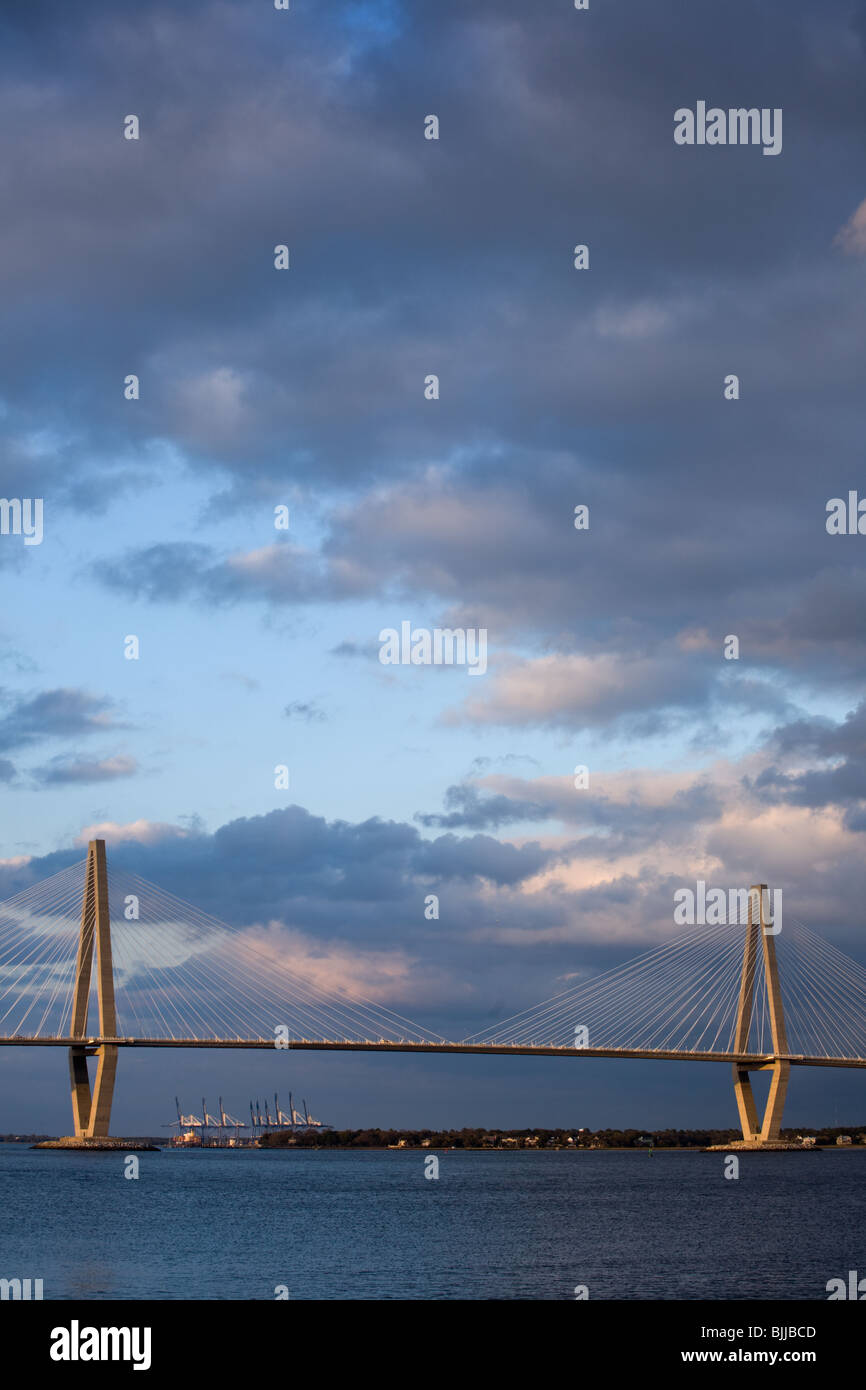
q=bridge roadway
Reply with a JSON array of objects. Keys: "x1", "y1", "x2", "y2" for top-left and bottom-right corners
[{"x1": 0, "y1": 1037, "x2": 864, "y2": 1068}]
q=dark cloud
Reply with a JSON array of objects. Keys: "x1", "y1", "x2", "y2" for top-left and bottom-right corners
[
  {"x1": 0, "y1": 688, "x2": 126, "y2": 752},
  {"x1": 417, "y1": 785, "x2": 551, "y2": 831},
  {"x1": 767, "y1": 700, "x2": 866, "y2": 760},
  {"x1": 413, "y1": 832, "x2": 552, "y2": 887},
  {"x1": 756, "y1": 762, "x2": 866, "y2": 811},
  {"x1": 93, "y1": 543, "x2": 221, "y2": 604},
  {"x1": 5, "y1": 0, "x2": 866, "y2": 1127},
  {"x1": 90, "y1": 466, "x2": 866, "y2": 732},
  {"x1": 418, "y1": 777, "x2": 724, "y2": 857},
  {"x1": 748, "y1": 700, "x2": 866, "y2": 820},
  {"x1": 0, "y1": 0, "x2": 858, "y2": 742},
  {"x1": 0, "y1": 801, "x2": 595, "y2": 1036},
  {"x1": 2, "y1": 774, "x2": 866, "y2": 1047},
  {"x1": 2, "y1": 0, "x2": 865, "y2": 498}
]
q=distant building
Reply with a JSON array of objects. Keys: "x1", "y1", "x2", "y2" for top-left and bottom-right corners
[
  {"x1": 798, "y1": 1136, "x2": 817, "y2": 1147},
  {"x1": 836, "y1": 1135, "x2": 853, "y2": 1146}
]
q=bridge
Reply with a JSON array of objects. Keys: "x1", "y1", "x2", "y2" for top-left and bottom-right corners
[{"x1": 2, "y1": 840, "x2": 866, "y2": 1147}]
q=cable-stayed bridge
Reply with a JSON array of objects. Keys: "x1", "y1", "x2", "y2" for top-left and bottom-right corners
[{"x1": 2, "y1": 841, "x2": 866, "y2": 1147}]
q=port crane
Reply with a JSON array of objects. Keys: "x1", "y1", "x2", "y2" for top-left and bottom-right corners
[{"x1": 167, "y1": 1091, "x2": 332, "y2": 1143}]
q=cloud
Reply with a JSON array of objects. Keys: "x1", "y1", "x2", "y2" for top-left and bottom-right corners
[
  {"x1": 238, "y1": 921, "x2": 450, "y2": 1010},
  {"x1": 3, "y1": 0, "x2": 852, "y2": 760},
  {"x1": 74, "y1": 819, "x2": 191, "y2": 848},
  {"x1": 744, "y1": 699, "x2": 866, "y2": 823},
  {"x1": 1, "y1": 0, "x2": 863, "y2": 512},
  {"x1": 94, "y1": 539, "x2": 361, "y2": 606},
  {"x1": 439, "y1": 649, "x2": 782, "y2": 733},
  {"x1": 413, "y1": 832, "x2": 554, "y2": 887},
  {"x1": 283, "y1": 701, "x2": 327, "y2": 723},
  {"x1": 594, "y1": 299, "x2": 676, "y2": 340},
  {"x1": 0, "y1": 688, "x2": 126, "y2": 751},
  {"x1": 418, "y1": 774, "x2": 724, "y2": 850},
  {"x1": 834, "y1": 197, "x2": 866, "y2": 255},
  {"x1": 33, "y1": 753, "x2": 138, "y2": 786},
  {"x1": 90, "y1": 459, "x2": 866, "y2": 735},
  {"x1": 173, "y1": 366, "x2": 251, "y2": 447},
  {"x1": 766, "y1": 701, "x2": 866, "y2": 759},
  {"x1": 417, "y1": 785, "x2": 551, "y2": 831},
  {"x1": 4, "y1": 0, "x2": 866, "y2": 1052},
  {"x1": 330, "y1": 640, "x2": 378, "y2": 660},
  {"x1": 2, "y1": 731, "x2": 866, "y2": 1041}
]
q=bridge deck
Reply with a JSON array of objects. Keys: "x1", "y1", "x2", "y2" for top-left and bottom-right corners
[{"x1": 0, "y1": 1037, "x2": 864, "y2": 1068}]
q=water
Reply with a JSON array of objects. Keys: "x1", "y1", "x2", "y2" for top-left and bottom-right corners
[{"x1": 1, "y1": 1143, "x2": 863, "y2": 1300}]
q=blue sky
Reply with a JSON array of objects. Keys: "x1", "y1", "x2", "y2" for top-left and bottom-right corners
[{"x1": 2, "y1": 0, "x2": 866, "y2": 1132}]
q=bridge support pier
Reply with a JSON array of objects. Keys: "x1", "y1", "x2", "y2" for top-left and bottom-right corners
[
  {"x1": 731, "y1": 885, "x2": 790, "y2": 1146},
  {"x1": 67, "y1": 840, "x2": 118, "y2": 1139},
  {"x1": 733, "y1": 1059, "x2": 790, "y2": 1144}
]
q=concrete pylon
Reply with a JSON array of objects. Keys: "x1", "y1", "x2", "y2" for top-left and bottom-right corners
[
  {"x1": 731, "y1": 883, "x2": 789, "y2": 1145},
  {"x1": 68, "y1": 840, "x2": 118, "y2": 1138}
]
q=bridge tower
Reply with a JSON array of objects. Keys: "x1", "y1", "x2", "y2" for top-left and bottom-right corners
[
  {"x1": 731, "y1": 883, "x2": 789, "y2": 1145},
  {"x1": 68, "y1": 839, "x2": 118, "y2": 1139}
]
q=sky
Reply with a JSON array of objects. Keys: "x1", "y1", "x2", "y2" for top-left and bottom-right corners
[{"x1": 2, "y1": 0, "x2": 866, "y2": 1134}]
